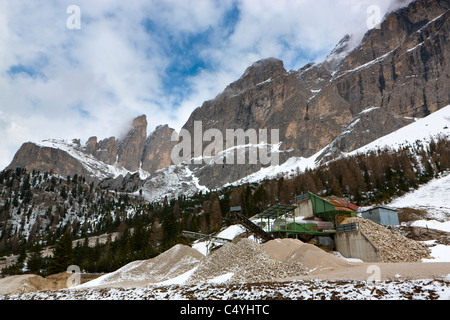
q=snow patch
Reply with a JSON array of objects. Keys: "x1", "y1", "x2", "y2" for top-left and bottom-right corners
[
  {"x1": 140, "y1": 164, "x2": 209, "y2": 203},
  {"x1": 345, "y1": 105, "x2": 450, "y2": 157},
  {"x1": 390, "y1": 171, "x2": 450, "y2": 216},
  {"x1": 225, "y1": 146, "x2": 326, "y2": 186},
  {"x1": 421, "y1": 241, "x2": 450, "y2": 263},
  {"x1": 35, "y1": 139, "x2": 135, "y2": 180},
  {"x1": 359, "y1": 106, "x2": 380, "y2": 115},
  {"x1": 207, "y1": 272, "x2": 234, "y2": 284}
]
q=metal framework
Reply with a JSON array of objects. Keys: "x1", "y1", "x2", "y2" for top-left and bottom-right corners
[
  {"x1": 254, "y1": 203, "x2": 298, "y2": 237},
  {"x1": 180, "y1": 230, "x2": 231, "y2": 245},
  {"x1": 229, "y1": 210, "x2": 274, "y2": 243},
  {"x1": 254, "y1": 203, "x2": 337, "y2": 237},
  {"x1": 336, "y1": 222, "x2": 358, "y2": 232}
]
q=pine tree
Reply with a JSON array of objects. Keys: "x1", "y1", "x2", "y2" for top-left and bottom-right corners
[
  {"x1": 47, "y1": 232, "x2": 74, "y2": 275},
  {"x1": 162, "y1": 210, "x2": 179, "y2": 245},
  {"x1": 209, "y1": 198, "x2": 222, "y2": 230},
  {"x1": 27, "y1": 248, "x2": 45, "y2": 274}
]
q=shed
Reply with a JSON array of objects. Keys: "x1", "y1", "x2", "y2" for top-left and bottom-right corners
[{"x1": 360, "y1": 206, "x2": 399, "y2": 226}]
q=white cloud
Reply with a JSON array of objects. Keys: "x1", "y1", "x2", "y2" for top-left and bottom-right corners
[{"x1": 0, "y1": 0, "x2": 410, "y2": 170}]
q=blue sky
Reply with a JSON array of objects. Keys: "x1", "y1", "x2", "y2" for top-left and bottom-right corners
[{"x1": 0, "y1": 0, "x2": 411, "y2": 169}]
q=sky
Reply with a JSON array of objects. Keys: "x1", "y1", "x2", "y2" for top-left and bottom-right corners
[{"x1": 0, "y1": 0, "x2": 413, "y2": 170}]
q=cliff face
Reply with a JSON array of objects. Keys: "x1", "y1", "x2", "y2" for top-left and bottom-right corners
[
  {"x1": 117, "y1": 115, "x2": 148, "y2": 172},
  {"x1": 141, "y1": 125, "x2": 176, "y2": 174},
  {"x1": 6, "y1": 115, "x2": 176, "y2": 181},
  {"x1": 7, "y1": 142, "x2": 89, "y2": 178},
  {"x1": 86, "y1": 136, "x2": 118, "y2": 166},
  {"x1": 315, "y1": 0, "x2": 449, "y2": 159},
  {"x1": 5, "y1": 0, "x2": 449, "y2": 192},
  {"x1": 333, "y1": 0, "x2": 449, "y2": 118},
  {"x1": 182, "y1": 0, "x2": 449, "y2": 164}
]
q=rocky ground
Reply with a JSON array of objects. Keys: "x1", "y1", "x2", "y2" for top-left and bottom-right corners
[
  {"x1": 1, "y1": 278, "x2": 449, "y2": 300},
  {"x1": 186, "y1": 239, "x2": 308, "y2": 285}
]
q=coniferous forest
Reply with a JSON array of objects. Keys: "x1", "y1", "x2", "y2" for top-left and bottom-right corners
[{"x1": 0, "y1": 136, "x2": 448, "y2": 276}]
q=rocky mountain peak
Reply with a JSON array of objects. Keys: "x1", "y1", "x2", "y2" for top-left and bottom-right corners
[
  {"x1": 323, "y1": 34, "x2": 354, "y2": 73},
  {"x1": 222, "y1": 57, "x2": 286, "y2": 97},
  {"x1": 338, "y1": 0, "x2": 449, "y2": 77},
  {"x1": 141, "y1": 124, "x2": 176, "y2": 174},
  {"x1": 131, "y1": 114, "x2": 147, "y2": 129},
  {"x1": 117, "y1": 115, "x2": 148, "y2": 172},
  {"x1": 241, "y1": 57, "x2": 286, "y2": 81}
]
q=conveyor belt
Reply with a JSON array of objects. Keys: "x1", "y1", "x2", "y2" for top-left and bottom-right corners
[{"x1": 229, "y1": 211, "x2": 274, "y2": 243}]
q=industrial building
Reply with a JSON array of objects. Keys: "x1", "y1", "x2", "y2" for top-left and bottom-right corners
[
  {"x1": 228, "y1": 192, "x2": 400, "y2": 262},
  {"x1": 184, "y1": 191, "x2": 402, "y2": 262},
  {"x1": 228, "y1": 192, "x2": 357, "y2": 249}
]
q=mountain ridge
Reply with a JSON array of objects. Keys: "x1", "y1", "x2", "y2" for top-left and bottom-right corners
[{"x1": 5, "y1": 0, "x2": 450, "y2": 200}]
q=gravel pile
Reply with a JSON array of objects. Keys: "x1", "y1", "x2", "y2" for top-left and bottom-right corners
[
  {"x1": 263, "y1": 238, "x2": 352, "y2": 271},
  {"x1": 78, "y1": 244, "x2": 204, "y2": 288},
  {"x1": 187, "y1": 238, "x2": 308, "y2": 284},
  {"x1": 344, "y1": 217, "x2": 431, "y2": 263}
]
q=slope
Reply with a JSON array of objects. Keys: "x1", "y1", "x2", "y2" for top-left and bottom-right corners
[{"x1": 228, "y1": 105, "x2": 450, "y2": 186}]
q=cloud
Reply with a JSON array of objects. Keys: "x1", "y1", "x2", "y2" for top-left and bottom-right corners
[{"x1": 0, "y1": 0, "x2": 409, "y2": 170}]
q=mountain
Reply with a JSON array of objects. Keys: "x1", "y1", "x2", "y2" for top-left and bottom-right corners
[
  {"x1": 228, "y1": 104, "x2": 450, "y2": 187},
  {"x1": 141, "y1": 0, "x2": 450, "y2": 199},
  {"x1": 6, "y1": 115, "x2": 175, "y2": 183},
  {"x1": 5, "y1": 0, "x2": 450, "y2": 201},
  {"x1": 182, "y1": 0, "x2": 448, "y2": 167}
]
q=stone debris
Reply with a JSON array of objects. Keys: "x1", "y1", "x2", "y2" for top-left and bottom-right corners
[
  {"x1": 187, "y1": 238, "x2": 308, "y2": 284},
  {"x1": 77, "y1": 244, "x2": 205, "y2": 288},
  {"x1": 344, "y1": 217, "x2": 431, "y2": 263},
  {"x1": 263, "y1": 238, "x2": 352, "y2": 271}
]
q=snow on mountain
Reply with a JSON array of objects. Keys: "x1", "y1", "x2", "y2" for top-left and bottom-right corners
[
  {"x1": 27, "y1": 105, "x2": 450, "y2": 204},
  {"x1": 387, "y1": 170, "x2": 450, "y2": 263},
  {"x1": 138, "y1": 141, "x2": 288, "y2": 202},
  {"x1": 225, "y1": 147, "x2": 325, "y2": 187},
  {"x1": 35, "y1": 139, "x2": 150, "y2": 180},
  {"x1": 390, "y1": 172, "x2": 450, "y2": 217},
  {"x1": 335, "y1": 44, "x2": 401, "y2": 79},
  {"x1": 386, "y1": 169, "x2": 450, "y2": 262},
  {"x1": 139, "y1": 164, "x2": 209, "y2": 203},
  {"x1": 345, "y1": 105, "x2": 450, "y2": 156},
  {"x1": 230, "y1": 105, "x2": 450, "y2": 186},
  {"x1": 323, "y1": 34, "x2": 360, "y2": 75}
]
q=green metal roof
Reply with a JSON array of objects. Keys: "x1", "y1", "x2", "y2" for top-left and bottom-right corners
[
  {"x1": 254, "y1": 203, "x2": 297, "y2": 219},
  {"x1": 308, "y1": 191, "x2": 335, "y2": 214}
]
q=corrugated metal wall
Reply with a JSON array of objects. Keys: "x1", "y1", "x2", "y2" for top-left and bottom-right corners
[{"x1": 361, "y1": 207, "x2": 399, "y2": 226}]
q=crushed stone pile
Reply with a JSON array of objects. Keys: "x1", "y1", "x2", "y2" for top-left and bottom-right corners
[
  {"x1": 344, "y1": 217, "x2": 431, "y2": 263},
  {"x1": 79, "y1": 244, "x2": 204, "y2": 288},
  {"x1": 263, "y1": 238, "x2": 353, "y2": 272},
  {"x1": 0, "y1": 273, "x2": 71, "y2": 295},
  {"x1": 24, "y1": 272, "x2": 71, "y2": 292},
  {"x1": 187, "y1": 238, "x2": 308, "y2": 284}
]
